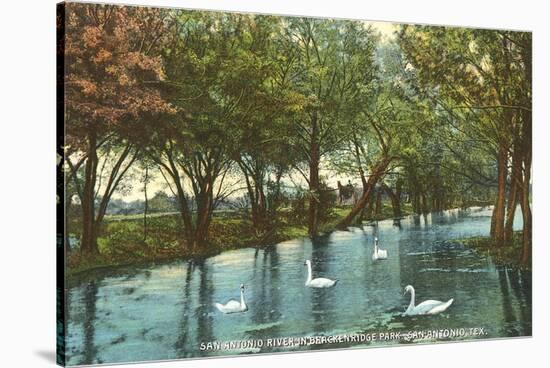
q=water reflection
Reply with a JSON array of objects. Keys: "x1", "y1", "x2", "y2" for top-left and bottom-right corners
[
  {"x1": 247, "y1": 247, "x2": 282, "y2": 343},
  {"x1": 498, "y1": 267, "x2": 532, "y2": 336},
  {"x1": 196, "y1": 260, "x2": 214, "y2": 347},
  {"x1": 498, "y1": 267, "x2": 518, "y2": 336},
  {"x1": 174, "y1": 261, "x2": 194, "y2": 357},
  {"x1": 310, "y1": 234, "x2": 335, "y2": 334},
  {"x1": 66, "y1": 207, "x2": 531, "y2": 365}
]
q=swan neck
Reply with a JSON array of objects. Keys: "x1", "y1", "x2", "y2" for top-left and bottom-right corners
[
  {"x1": 408, "y1": 288, "x2": 416, "y2": 311},
  {"x1": 306, "y1": 263, "x2": 312, "y2": 284},
  {"x1": 240, "y1": 289, "x2": 246, "y2": 307}
]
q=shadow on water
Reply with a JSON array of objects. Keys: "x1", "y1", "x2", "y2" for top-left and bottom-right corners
[
  {"x1": 498, "y1": 267, "x2": 519, "y2": 336},
  {"x1": 82, "y1": 281, "x2": 99, "y2": 365},
  {"x1": 515, "y1": 270, "x2": 532, "y2": 335},
  {"x1": 304, "y1": 234, "x2": 339, "y2": 334},
  {"x1": 498, "y1": 267, "x2": 532, "y2": 336},
  {"x1": 195, "y1": 259, "x2": 214, "y2": 347},
  {"x1": 174, "y1": 261, "x2": 194, "y2": 357},
  {"x1": 244, "y1": 246, "x2": 283, "y2": 346},
  {"x1": 253, "y1": 247, "x2": 282, "y2": 322},
  {"x1": 171, "y1": 259, "x2": 216, "y2": 357},
  {"x1": 309, "y1": 234, "x2": 334, "y2": 334}
]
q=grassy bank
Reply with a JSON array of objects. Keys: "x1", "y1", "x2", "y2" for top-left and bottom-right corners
[
  {"x1": 455, "y1": 231, "x2": 530, "y2": 270},
  {"x1": 68, "y1": 211, "x2": 307, "y2": 277},
  {"x1": 69, "y1": 200, "x2": 472, "y2": 277},
  {"x1": 67, "y1": 201, "x2": 417, "y2": 277}
]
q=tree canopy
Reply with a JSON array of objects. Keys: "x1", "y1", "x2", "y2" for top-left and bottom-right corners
[{"x1": 61, "y1": 4, "x2": 531, "y2": 266}]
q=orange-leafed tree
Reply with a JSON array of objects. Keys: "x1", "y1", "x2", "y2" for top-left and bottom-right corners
[{"x1": 63, "y1": 3, "x2": 174, "y2": 255}]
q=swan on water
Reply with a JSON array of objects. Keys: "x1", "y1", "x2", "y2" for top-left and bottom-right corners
[
  {"x1": 372, "y1": 237, "x2": 388, "y2": 261},
  {"x1": 214, "y1": 284, "x2": 248, "y2": 314},
  {"x1": 403, "y1": 285, "x2": 454, "y2": 316},
  {"x1": 304, "y1": 259, "x2": 338, "y2": 288}
]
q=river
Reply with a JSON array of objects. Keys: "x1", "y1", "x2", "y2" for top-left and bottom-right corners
[{"x1": 65, "y1": 207, "x2": 531, "y2": 365}]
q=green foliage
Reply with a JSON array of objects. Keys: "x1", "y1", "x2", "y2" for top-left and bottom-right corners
[
  {"x1": 286, "y1": 181, "x2": 337, "y2": 225},
  {"x1": 148, "y1": 191, "x2": 178, "y2": 213},
  {"x1": 457, "y1": 231, "x2": 529, "y2": 270},
  {"x1": 64, "y1": 5, "x2": 531, "y2": 268},
  {"x1": 398, "y1": 26, "x2": 531, "y2": 216}
]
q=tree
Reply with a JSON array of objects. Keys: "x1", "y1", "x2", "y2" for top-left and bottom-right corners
[
  {"x1": 144, "y1": 13, "x2": 277, "y2": 249},
  {"x1": 148, "y1": 191, "x2": 177, "y2": 213},
  {"x1": 281, "y1": 18, "x2": 378, "y2": 235},
  {"x1": 64, "y1": 3, "x2": 174, "y2": 255},
  {"x1": 140, "y1": 160, "x2": 153, "y2": 242},
  {"x1": 335, "y1": 41, "x2": 419, "y2": 227},
  {"x1": 231, "y1": 16, "x2": 305, "y2": 233},
  {"x1": 399, "y1": 26, "x2": 531, "y2": 255}
]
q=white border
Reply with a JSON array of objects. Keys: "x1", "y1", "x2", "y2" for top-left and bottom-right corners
[{"x1": 1, "y1": 1, "x2": 547, "y2": 368}]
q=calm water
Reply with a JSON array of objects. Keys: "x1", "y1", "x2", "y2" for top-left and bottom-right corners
[{"x1": 66, "y1": 207, "x2": 531, "y2": 365}]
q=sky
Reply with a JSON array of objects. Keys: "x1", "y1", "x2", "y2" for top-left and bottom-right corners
[{"x1": 366, "y1": 21, "x2": 398, "y2": 41}]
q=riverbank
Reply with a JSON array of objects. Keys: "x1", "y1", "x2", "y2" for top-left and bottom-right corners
[
  {"x1": 67, "y1": 202, "x2": 416, "y2": 277},
  {"x1": 455, "y1": 231, "x2": 530, "y2": 270},
  {"x1": 67, "y1": 217, "x2": 306, "y2": 277}
]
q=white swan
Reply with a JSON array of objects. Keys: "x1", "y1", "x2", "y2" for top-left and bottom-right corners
[
  {"x1": 403, "y1": 285, "x2": 454, "y2": 316},
  {"x1": 214, "y1": 284, "x2": 248, "y2": 314},
  {"x1": 372, "y1": 237, "x2": 388, "y2": 261},
  {"x1": 304, "y1": 259, "x2": 338, "y2": 288}
]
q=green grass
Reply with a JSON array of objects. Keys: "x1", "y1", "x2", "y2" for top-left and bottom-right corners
[
  {"x1": 455, "y1": 231, "x2": 530, "y2": 270},
  {"x1": 325, "y1": 202, "x2": 413, "y2": 230},
  {"x1": 66, "y1": 200, "x2": 455, "y2": 277}
]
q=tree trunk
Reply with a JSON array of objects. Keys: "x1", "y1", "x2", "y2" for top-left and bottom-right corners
[
  {"x1": 194, "y1": 206, "x2": 212, "y2": 249},
  {"x1": 270, "y1": 167, "x2": 284, "y2": 216},
  {"x1": 504, "y1": 146, "x2": 521, "y2": 244},
  {"x1": 257, "y1": 186, "x2": 267, "y2": 230},
  {"x1": 491, "y1": 140, "x2": 509, "y2": 246},
  {"x1": 337, "y1": 156, "x2": 392, "y2": 228},
  {"x1": 520, "y1": 159, "x2": 531, "y2": 267},
  {"x1": 413, "y1": 193, "x2": 420, "y2": 214},
  {"x1": 365, "y1": 195, "x2": 374, "y2": 220},
  {"x1": 193, "y1": 178, "x2": 215, "y2": 250},
  {"x1": 421, "y1": 192, "x2": 428, "y2": 214},
  {"x1": 357, "y1": 170, "x2": 371, "y2": 223},
  {"x1": 81, "y1": 131, "x2": 99, "y2": 255},
  {"x1": 243, "y1": 169, "x2": 259, "y2": 228},
  {"x1": 353, "y1": 133, "x2": 369, "y2": 190},
  {"x1": 375, "y1": 190, "x2": 382, "y2": 216},
  {"x1": 239, "y1": 160, "x2": 268, "y2": 232},
  {"x1": 308, "y1": 113, "x2": 321, "y2": 237},
  {"x1": 143, "y1": 166, "x2": 149, "y2": 243},
  {"x1": 520, "y1": 109, "x2": 532, "y2": 267},
  {"x1": 165, "y1": 154, "x2": 194, "y2": 247},
  {"x1": 383, "y1": 182, "x2": 402, "y2": 218},
  {"x1": 253, "y1": 178, "x2": 268, "y2": 231},
  {"x1": 408, "y1": 171, "x2": 421, "y2": 214}
]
